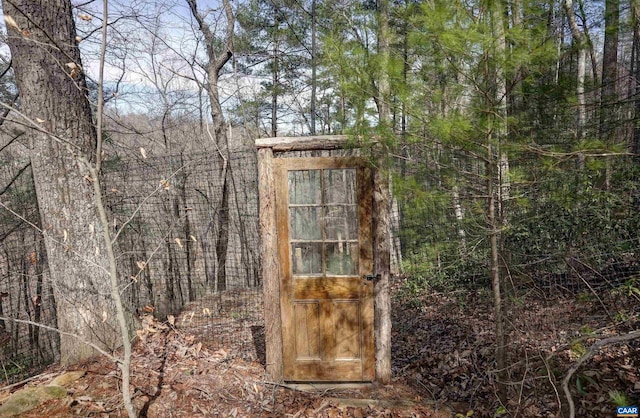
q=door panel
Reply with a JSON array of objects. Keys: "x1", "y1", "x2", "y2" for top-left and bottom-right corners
[
  {"x1": 293, "y1": 302, "x2": 321, "y2": 359},
  {"x1": 275, "y1": 157, "x2": 374, "y2": 382},
  {"x1": 333, "y1": 300, "x2": 361, "y2": 359}
]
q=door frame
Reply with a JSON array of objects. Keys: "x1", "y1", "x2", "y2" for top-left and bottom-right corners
[{"x1": 256, "y1": 135, "x2": 392, "y2": 384}]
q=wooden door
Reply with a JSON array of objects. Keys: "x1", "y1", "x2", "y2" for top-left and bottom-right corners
[{"x1": 275, "y1": 157, "x2": 374, "y2": 382}]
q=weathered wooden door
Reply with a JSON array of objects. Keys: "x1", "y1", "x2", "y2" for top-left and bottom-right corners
[{"x1": 275, "y1": 157, "x2": 374, "y2": 382}]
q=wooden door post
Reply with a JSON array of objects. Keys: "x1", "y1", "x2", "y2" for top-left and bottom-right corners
[
  {"x1": 373, "y1": 169, "x2": 392, "y2": 384},
  {"x1": 258, "y1": 147, "x2": 283, "y2": 382}
]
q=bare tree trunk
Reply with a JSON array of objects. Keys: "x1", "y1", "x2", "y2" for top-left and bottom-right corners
[
  {"x1": 373, "y1": 169, "x2": 391, "y2": 384},
  {"x1": 490, "y1": 0, "x2": 508, "y2": 401},
  {"x1": 271, "y1": 2, "x2": 280, "y2": 138},
  {"x1": 452, "y1": 185, "x2": 467, "y2": 258},
  {"x1": 31, "y1": 232, "x2": 46, "y2": 356},
  {"x1": 576, "y1": 0, "x2": 599, "y2": 85},
  {"x1": 310, "y1": 0, "x2": 317, "y2": 135},
  {"x1": 377, "y1": 0, "x2": 391, "y2": 125},
  {"x1": 632, "y1": 0, "x2": 640, "y2": 157},
  {"x1": 564, "y1": 0, "x2": 588, "y2": 140},
  {"x1": 3, "y1": 2, "x2": 136, "y2": 414},
  {"x1": 554, "y1": 4, "x2": 564, "y2": 86},
  {"x1": 187, "y1": 0, "x2": 235, "y2": 293},
  {"x1": 601, "y1": 0, "x2": 620, "y2": 143},
  {"x1": 488, "y1": 155, "x2": 506, "y2": 399},
  {"x1": 2, "y1": 0, "x2": 120, "y2": 364},
  {"x1": 498, "y1": 153, "x2": 510, "y2": 224},
  {"x1": 374, "y1": 0, "x2": 392, "y2": 384},
  {"x1": 91, "y1": 0, "x2": 136, "y2": 413},
  {"x1": 389, "y1": 190, "x2": 403, "y2": 275},
  {"x1": 215, "y1": 178, "x2": 229, "y2": 291},
  {"x1": 180, "y1": 167, "x2": 195, "y2": 302},
  {"x1": 600, "y1": 0, "x2": 619, "y2": 190}
]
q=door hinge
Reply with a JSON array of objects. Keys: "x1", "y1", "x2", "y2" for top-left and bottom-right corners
[{"x1": 363, "y1": 274, "x2": 381, "y2": 282}]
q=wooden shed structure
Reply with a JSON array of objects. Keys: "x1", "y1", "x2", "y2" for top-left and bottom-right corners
[{"x1": 257, "y1": 135, "x2": 391, "y2": 384}]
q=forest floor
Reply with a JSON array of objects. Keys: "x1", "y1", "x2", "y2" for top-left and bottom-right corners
[{"x1": 0, "y1": 280, "x2": 638, "y2": 417}]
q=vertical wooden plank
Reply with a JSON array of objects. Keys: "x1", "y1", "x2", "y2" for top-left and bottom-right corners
[
  {"x1": 293, "y1": 302, "x2": 320, "y2": 359},
  {"x1": 359, "y1": 165, "x2": 375, "y2": 381},
  {"x1": 258, "y1": 147, "x2": 283, "y2": 382},
  {"x1": 275, "y1": 159, "x2": 295, "y2": 379},
  {"x1": 320, "y1": 300, "x2": 334, "y2": 361},
  {"x1": 373, "y1": 168, "x2": 392, "y2": 384}
]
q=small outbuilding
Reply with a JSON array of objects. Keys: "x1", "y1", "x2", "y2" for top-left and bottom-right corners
[{"x1": 257, "y1": 135, "x2": 391, "y2": 384}]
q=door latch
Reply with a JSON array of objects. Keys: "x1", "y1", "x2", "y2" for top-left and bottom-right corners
[{"x1": 363, "y1": 274, "x2": 381, "y2": 282}]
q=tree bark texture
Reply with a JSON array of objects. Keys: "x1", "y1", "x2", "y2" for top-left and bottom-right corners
[
  {"x1": 256, "y1": 135, "x2": 350, "y2": 151},
  {"x1": 357, "y1": 0, "x2": 392, "y2": 381},
  {"x1": 257, "y1": 147, "x2": 283, "y2": 382},
  {"x1": 377, "y1": 0, "x2": 391, "y2": 125},
  {"x1": 600, "y1": 0, "x2": 619, "y2": 142},
  {"x1": 2, "y1": 0, "x2": 120, "y2": 364},
  {"x1": 373, "y1": 169, "x2": 392, "y2": 384}
]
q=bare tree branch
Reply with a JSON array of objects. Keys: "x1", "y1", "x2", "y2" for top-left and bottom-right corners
[
  {"x1": 0, "y1": 161, "x2": 30, "y2": 197},
  {"x1": 562, "y1": 330, "x2": 640, "y2": 418},
  {"x1": 186, "y1": 0, "x2": 235, "y2": 74},
  {"x1": 0, "y1": 316, "x2": 120, "y2": 363}
]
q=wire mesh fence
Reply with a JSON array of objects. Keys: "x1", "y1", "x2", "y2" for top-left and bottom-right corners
[
  {"x1": 397, "y1": 149, "x2": 640, "y2": 298},
  {"x1": 0, "y1": 157, "x2": 58, "y2": 383},
  {"x1": 104, "y1": 150, "x2": 261, "y2": 317},
  {"x1": 0, "y1": 147, "x2": 264, "y2": 383},
  {"x1": 104, "y1": 148, "x2": 264, "y2": 363},
  {"x1": 0, "y1": 141, "x2": 638, "y2": 385}
]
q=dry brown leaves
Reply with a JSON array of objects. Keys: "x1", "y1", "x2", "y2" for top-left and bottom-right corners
[
  {"x1": 16, "y1": 311, "x2": 448, "y2": 417},
  {"x1": 9, "y1": 284, "x2": 637, "y2": 418},
  {"x1": 391, "y1": 279, "x2": 640, "y2": 417}
]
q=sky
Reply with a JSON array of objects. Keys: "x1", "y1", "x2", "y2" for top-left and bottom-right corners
[
  {"x1": 2, "y1": 0, "x2": 322, "y2": 135},
  {"x1": 72, "y1": 0, "x2": 314, "y2": 133}
]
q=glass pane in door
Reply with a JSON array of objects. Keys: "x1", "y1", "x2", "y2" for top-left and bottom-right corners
[
  {"x1": 289, "y1": 170, "x2": 321, "y2": 204},
  {"x1": 288, "y1": 168, "x2": 359, "y2": 277},
  {"x1": 290, "y1": 207, "x2": 322, "y2": 240},
  {"x1": 324, "y1": 169, "x2": 356, "y2": 204},
  {"x1": 326, "y1": 242, "x2": 358, "y2": 275},
  {"x1": 324, "y1": 206, "x2": 357, "y2": 240},
  {"x1": 291, "y1": 243, "x2": 323, "y2": 275}
]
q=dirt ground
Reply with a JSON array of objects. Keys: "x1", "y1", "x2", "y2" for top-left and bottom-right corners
[
  {"x1": 2, "y1": 315, "x2": 449, "y2": 417},
  {"x1": 0, "y1": 281, "x2": 638, "y2": 417}
]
